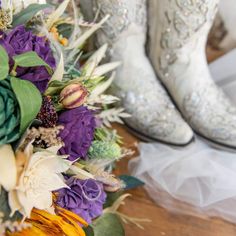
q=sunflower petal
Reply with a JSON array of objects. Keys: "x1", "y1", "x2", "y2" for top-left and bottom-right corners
[{"x1": 28, "y1": 208, "x2": 87, "y2": 236}]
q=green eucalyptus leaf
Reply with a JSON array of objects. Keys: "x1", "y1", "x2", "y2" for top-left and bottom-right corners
[
  {"x1": 0, "y1": 46, "x2": 9, "y2": 80},
  {"x1": 13, "y1": 51, "x2": 53, "y2": 75},
  {"x1": 119, "y1": 175, "x2": 144, "y2": 190},
  {"x1": 12, "y1": 3, "x2": 51, "y2": 27},
  {"x1": 92, "y1": 213, "x2": 125, "y2": 236},
  {"x1": 10, "y1": 77, "x2": 42, "y2": 134}
]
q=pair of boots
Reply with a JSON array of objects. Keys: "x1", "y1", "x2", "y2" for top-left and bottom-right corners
[{"x1": 89, "y1": 0, "x2": 236, "y2": 149}]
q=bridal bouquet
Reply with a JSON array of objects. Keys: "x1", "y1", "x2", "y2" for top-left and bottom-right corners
[{"x1": 0, "y1": 0, "x2": 144, "y2": 235}]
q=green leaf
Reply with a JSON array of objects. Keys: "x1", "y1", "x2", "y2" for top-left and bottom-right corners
[
  {"x1": 83, "y1": 226, "x2": 94, "y2": 236},
  {"x1": 45, "y1": 80, "x2": 69, "y2": 96},
  {"x1": 119, "y1": 175, "x2": 144, "y2": 190},
  {"x1": 103, "y1": 191, "x2": 124, "y2": 209},
  {"x1": 13, "y1": 51, "x2": 53, "y2": 75},
  {"x1": 12, "y1": 3, "x2": 51, "y2": 27},
  {"x1": 0, "y1": 189, "x2": 22, "y2": 222},
  {"x1": 0, "y1": 46, "x2": 9, "y2": 80},
  {"x1": 57, "y1": 23, "x2": 73, "y2": 38},
  {"x1": 92, "y1": 213, "x2": 125, "y2": 236},
  {"x1": 10, "y1": 77, "x2": 42, "y2": 134},
  {"x1": 65, "y1": 64, "x2": 81, "y2": 78}
]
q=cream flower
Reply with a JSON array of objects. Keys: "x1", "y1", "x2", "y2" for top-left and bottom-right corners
[{"x1": 9, "y1": 144, "x2": 71, "y2": 218}]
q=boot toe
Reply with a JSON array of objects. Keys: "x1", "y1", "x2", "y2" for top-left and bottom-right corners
[{"x1": 124, "y1": 114, "x2": 194, "y2": 146}]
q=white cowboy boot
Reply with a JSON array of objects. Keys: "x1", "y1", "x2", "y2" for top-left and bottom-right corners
[
  {"x1": 148, "y1": 0, "x2": 236, "y2": 148},
  {"x1": 91, "y1": 0, "x2": 193, "y2": 145}
]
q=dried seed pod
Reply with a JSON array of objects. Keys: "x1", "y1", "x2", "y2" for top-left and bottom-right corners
[{"x1": 60, "y1": 83, "x2": 88, "y2": 109}]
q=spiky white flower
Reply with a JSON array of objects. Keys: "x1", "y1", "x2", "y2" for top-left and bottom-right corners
[
  {"x1": 98, "y1": 108, "x2": 131, "y2": 127},
  {"x1": 9, "y1": 144, "x2": 71, "y2": 218},
  {"x1": 87, "y1": 94, "x2": 120, "y2": 106}
]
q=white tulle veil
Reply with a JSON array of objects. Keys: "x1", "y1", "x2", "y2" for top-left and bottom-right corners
[{"x1": 129, "y1": 50, "x2": 236, "y2": 223}]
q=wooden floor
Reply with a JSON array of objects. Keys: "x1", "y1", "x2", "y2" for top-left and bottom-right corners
[{"x1": 114, "y1": 124, "x2": 236, "y2": 236}]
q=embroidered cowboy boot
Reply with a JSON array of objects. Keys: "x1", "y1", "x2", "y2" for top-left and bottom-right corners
[
  {"x1": 148, "y1": 0, "x2": 236, "y2": 148},
  {"x1": 91, "y1": 0, "x2": 194, "y2": 145}
]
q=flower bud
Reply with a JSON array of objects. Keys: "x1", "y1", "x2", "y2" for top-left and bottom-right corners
[{"x1": 60, "y1": 83, "x2": 88, "y2": 109}]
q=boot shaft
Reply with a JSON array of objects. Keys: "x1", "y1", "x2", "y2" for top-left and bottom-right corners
[
  {"x1": 93, "y1": 0, "x2": 147, "y2": 49},
  {"x1": 148, "y1": 0, "x2": 219, "y2": 78}
]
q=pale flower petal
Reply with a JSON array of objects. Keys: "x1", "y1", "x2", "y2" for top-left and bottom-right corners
[
  {"x1": 31, "y1": 191, "x2": 53, "y2": 210},
  {"x1": 50, "y1": 53, "x2": 64, "y2": 82},
  {"x1": 8, "y1": 190, "x2": 21, "y2": 216},
  {"x1": 45, "y1": 145, "x2": 62, "y2": 155},
  {"x1": 17, "y1": 190, "x2": 35, "y2": 218},
  {"x1": 0, "y1": 145, "x2": 17, "y2": 191},
  {"x1": 45, "y1": 173, "x2": 68, "y2": 191},
  {"x1": 37, "y1": 156, "x2": 72, "y2": 174}
]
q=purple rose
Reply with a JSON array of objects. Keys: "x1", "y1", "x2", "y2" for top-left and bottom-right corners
[
  {"x1": 56, "y1": 177, "x2": 106, "y2": 224},
  {"x1": 58, "y1": 106, "x2": 96, "y2": 161},
  {"x1": 0, "y1": 25, "x2": 56, "y2": 92}
]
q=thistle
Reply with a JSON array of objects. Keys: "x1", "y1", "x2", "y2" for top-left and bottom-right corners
[{"x1": 88, "y1": 140, "x2": 122, "y2": 160}]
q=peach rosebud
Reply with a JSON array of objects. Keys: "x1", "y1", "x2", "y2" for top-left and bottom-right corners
[{"x1": 60, "y1": 83, "x2": 88, "y2": 109}]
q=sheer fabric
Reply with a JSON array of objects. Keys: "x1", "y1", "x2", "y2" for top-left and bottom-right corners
[{"x1": 129, "y1": 49, "x2": 236, "y2": 222}]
